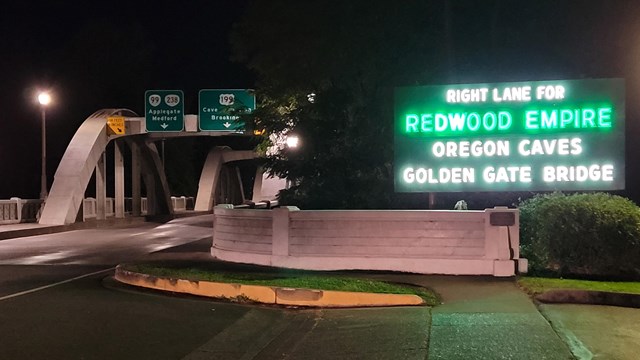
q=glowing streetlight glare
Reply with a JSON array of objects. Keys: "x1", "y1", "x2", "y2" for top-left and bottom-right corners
[
  {"x1": 286, "y1": 135, "x2": 300, "y2": 148},
  {"x1": 38, "y1": 92, "x2": 51, "y2": 106},
  {"x1": 37, "y1": 90, "x2": 53, "y2": 200}
]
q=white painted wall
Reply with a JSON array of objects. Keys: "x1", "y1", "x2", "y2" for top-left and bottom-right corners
[{"x1": 212, "y1": 206, "x2": 523, "y2": 277}]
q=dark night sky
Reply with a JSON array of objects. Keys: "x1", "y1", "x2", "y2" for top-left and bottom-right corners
[
  {"x1": 0, "y1": 0, "x2": 253, "y2": 198},
  {"x1": 1, "y1": 0, "x2": 639, "y2": 202}
]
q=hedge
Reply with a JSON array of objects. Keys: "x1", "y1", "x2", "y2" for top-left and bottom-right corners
[{"x1": 519, "y1": 192, "x2": 640, "y2": 279}]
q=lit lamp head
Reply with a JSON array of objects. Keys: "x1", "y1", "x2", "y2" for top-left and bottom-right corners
[
  {"x1": 38, "y1": 92, "x2": 51, "y2": 106},
  {"x1": 286, "y1": 135, "x2": 300, "y2": 148}
]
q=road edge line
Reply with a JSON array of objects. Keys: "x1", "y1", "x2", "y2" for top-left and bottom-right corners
[{"x1": 0, "y1": 267, "x2": 115, "y2": 301}]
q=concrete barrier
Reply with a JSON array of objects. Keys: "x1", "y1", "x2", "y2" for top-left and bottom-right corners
[
  {"x1": 82, "y1": 197, "x2": 114, "y2": 220},
  {"x1": 141, "y1": 197, "x2": 148, "y2": 215},
  {"x1": 82, "y1": 195, "x2": 194, "y2": 220},
  {"x1": 0, "y1": 198, "x2": 44, "y2": 224},
  {"x1": 105, "y1": 197, "x2": 114, "y2": 217},
  {"x1": 212, "y1": 206, "x2": 523, "y2": 277},
  {"x1": 82, "y1": 198, "x2": 97, "y2": 220},
  {"x1": 20, "y1": 199, "x2": 42, "y2": 222},
  {"x1": 0, "y1": 199, "x2": 20, "y2": 224},
  {"x1": 0, "y1": 195, "x2": 189, "y2": 223},
  {"x1": 171, "y1": 196, "x2": 187, "y2": 212}
]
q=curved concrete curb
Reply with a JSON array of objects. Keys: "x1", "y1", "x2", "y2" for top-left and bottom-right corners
[
  {"x1": 535, "y1": 290, "x2": 640, "y2": 309},
  {"x1": 114, "y1": 265, "x2": 425, "y2": 308}
]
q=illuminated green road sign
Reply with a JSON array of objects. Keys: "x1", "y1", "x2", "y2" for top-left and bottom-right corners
[
  {"x1": 145, "y1": 90, "x2": 184, "y2": 132},
  {"x1": 199, "y1": 89, "x2": 256, "y2": 131},
  {"x1": 394, "y1": 78, "x2": 625, "y2": 192}
]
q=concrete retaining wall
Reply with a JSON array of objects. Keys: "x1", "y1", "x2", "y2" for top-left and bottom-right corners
[{"x1": 212, "y1": 206, "x2": 523, "y2": 277}]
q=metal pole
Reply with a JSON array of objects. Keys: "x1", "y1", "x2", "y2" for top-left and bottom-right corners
[
  {"x1": 40, "y1": 107, "x2": 48, "y2": 200},
  {"x1": 161, "y1": 139, "x2": 165, "y2": 168}
]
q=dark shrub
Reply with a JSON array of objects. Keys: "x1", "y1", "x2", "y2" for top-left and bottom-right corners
[{"x1": 519, "y1": 192, "x2": 640, "y2": 279}]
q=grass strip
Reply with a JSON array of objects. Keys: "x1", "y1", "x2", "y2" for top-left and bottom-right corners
[
  {"x1": 518, "y1": 276, "x2": 640, "y2": 296},
  {"x1": 123, "y1": 263, "x2": 439, "y2": 305}
]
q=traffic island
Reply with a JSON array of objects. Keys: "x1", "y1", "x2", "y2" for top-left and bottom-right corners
[{"x1": 114, "y1": 264, "x2": 434, "y2": 308}]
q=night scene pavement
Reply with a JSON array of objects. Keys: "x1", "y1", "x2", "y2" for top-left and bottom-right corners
[{"x1": 0, "y1": 215, "x2": 638, "y2": 359}]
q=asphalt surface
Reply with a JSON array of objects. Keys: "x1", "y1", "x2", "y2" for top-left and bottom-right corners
[
  {"x1": 0, "y1": 216, "x2": 252, "y2": 359},
  {"x1": 183, "y1": 306, "x2": 430, "y2": 360},
  {"x1": 0, "y1": 269, "x2": 252, "y2": 359},
  {"x1": 2, "y1": 214, "x2": 640, "y2": 359},
  {"x1": 0, "y1": 216, "x2": 432, "y2": 360}
]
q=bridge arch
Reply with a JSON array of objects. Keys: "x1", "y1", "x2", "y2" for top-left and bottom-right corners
[
  {"x1": 39, "y1": 109, "x2": 141, "y2": 224},
  {"x1": 194, "y1": 146, "x2": 256, "y2": 211},
  {"x1": 39, "y1": 110, "x2": 283, "y2": 225}
]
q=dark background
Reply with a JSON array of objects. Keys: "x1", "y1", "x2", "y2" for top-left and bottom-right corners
[
  {"x1": 1, "y1": 0, "x2": 638, "y2": 203},
  {"x1": 0, "y1": 0, "x2": 253, "y2": 199}
]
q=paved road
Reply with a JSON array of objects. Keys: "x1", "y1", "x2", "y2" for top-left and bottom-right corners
[
  {"x1": 3, "y1": 215, "x2": 639, "y2": 359},
  {"x1": 0, "y1": 216, "x2": 431, "y2": 360},
  {"x1": 0, "y1": 216, "x2": 213, "y2": 266}
]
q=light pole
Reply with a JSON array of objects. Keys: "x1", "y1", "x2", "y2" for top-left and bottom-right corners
[
  {"x1": 285, "y1": 134, "x2": 300, "y2": 190},
  {"x1": 38, "y1": 92, "x2": 51, "y2": 200}
]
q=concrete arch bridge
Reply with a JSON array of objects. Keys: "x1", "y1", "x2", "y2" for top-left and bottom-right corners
[{"x1": 39, "y1": 109, "x2": 284, "y2": 225}]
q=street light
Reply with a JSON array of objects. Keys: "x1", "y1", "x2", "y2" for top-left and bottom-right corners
[
  {"x1": 286, "y1": 135, "x2": 300, "y2": 148},
  {"x1": 37, "y1": 91, "x2": 51, "y2": 200}
]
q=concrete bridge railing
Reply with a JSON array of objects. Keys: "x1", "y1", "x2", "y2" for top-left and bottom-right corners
[
  {"x1": 212, "y1": 206, "x2": 526, "y2": 277},
  {"x1": 2, "y1": 194, "x2": 194, "y2": 223},
  {"x1": 171, "y1": 196, "x2": 188, "y2": 212},
  {"x1": 0, "y1": 198, "x2": 43, "y2": 224},
  {"x1": 81, "y1": 196, "x2": 193, "y2": 220},
  {"x1": 83, "y1": 197, "x2": 149, "y2": 220}
]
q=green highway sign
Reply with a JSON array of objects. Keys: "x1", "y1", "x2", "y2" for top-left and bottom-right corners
[
  {"x1": 145, "y1": 90, "x2": 184, "y2": 132},
  {"x1": 394, "y1": 78, "x2": 625, "y2": 192},
  {"x1": 199, "y1": 89, "x2": 256, "y2": 131}
]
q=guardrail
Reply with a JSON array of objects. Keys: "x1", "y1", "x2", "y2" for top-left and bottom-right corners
[{"x1": 0, "y1": 198, "x2": 43, "y2": 224}]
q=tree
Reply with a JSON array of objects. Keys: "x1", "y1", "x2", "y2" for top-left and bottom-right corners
[{"x1": 231, "y1": 0, "x2": 443, "y2": 209}]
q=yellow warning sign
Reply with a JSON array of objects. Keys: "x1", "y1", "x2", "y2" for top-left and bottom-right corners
[{"x1": 107, "y1": 116, "x2": 125, "y2": 135}]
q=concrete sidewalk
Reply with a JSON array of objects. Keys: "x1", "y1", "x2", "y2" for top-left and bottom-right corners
[
  {"x1": 364, "y1": 274, "x2": 640, "y2": 359},
  {"x1": 139, "y1": 245, "x2": 574, "y2": 358},
  {"x1": 141, "y1": 239, "x2": 640, "y2": 359},
  {"x1": 426, "y1": 278, "x2": 573, "y2": 359},
  {"x1": 540, "y1": 303, "x2": 640, "y2": 359},
  {"x1": 358, "y1": 274, "x2": 574, "y2": 359}
]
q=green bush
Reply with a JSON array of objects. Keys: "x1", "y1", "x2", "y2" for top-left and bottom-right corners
[{"x1": 519, "y1": 192, "x2": 640, "y2": 279}]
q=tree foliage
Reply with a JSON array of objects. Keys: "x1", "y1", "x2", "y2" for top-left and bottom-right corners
[{"x1": 231, "y1": 1, "x2": 443, "y2": 208}]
